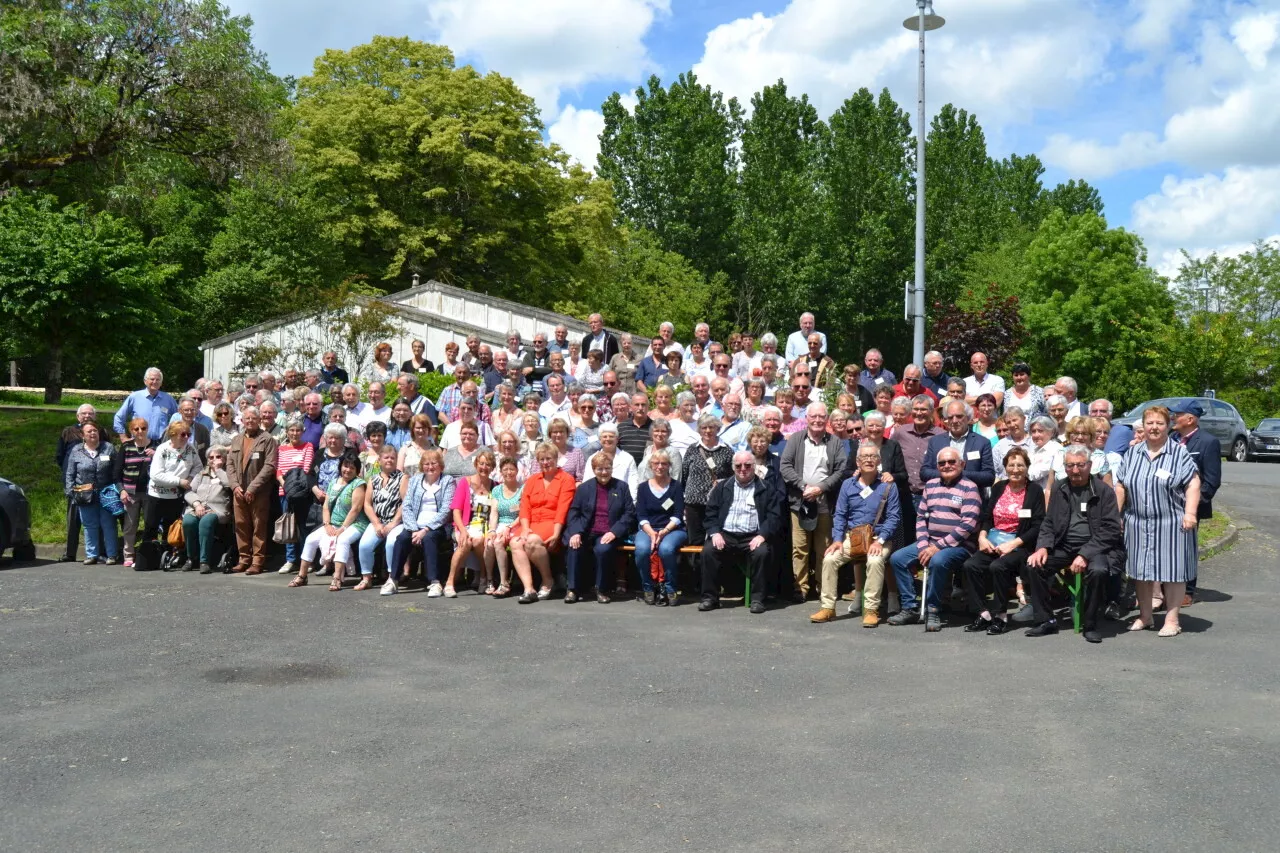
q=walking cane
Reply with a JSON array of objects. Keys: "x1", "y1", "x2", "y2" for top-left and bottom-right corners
[{"x1": 919, "y1": 563, "x2": 928, "y2": 621}]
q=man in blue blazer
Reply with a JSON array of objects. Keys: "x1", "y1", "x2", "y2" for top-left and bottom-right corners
[
  {"x1": 563, "y1": 453, "x2": 636, "y2": 603},
  {"x1": 920, "y1": 400, "x2": 995, "y2": 489},
  {"x1": 699, "y1": 450, "x2": 786, "y2": 614},
  {"x1": 1171, "y1": 400, "x2": 1222, "y2": 603}
]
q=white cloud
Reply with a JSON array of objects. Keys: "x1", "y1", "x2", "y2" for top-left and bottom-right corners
[
  {"x1": 548, "y1": 105, "x2": 605, "y2": 169},
  {"x1": 691, "y1": 0, "x2": 1111, "y2": 130},
  {"x1": 1131, "y1": 166, "x2": 1280, "y2": 277},
  {"x1": 425, "y1": 0, "x2": 669, "y2": 121},
  {"x1": 1124, "y1": 0, "x2": 1196, "y2": 53},
  {"x1": 1231, "y1": 10, "x2": 1280, "y2": 71}
]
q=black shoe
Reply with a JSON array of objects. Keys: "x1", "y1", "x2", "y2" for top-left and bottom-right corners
[
  {"x1": 698, "y1": 599, "x2": 719, "y2": 612},
  {"x1": 199, "y1": 563, "x2": 213, "y2": 574},
  {"x1": 750, "y1": 601, "x2": 766, "y2": 614},
  {"x1": 1083, "y1": 629, "x2": 1102, "y2": 644},
  {"x1": 596, "y1": 592, "x2": 610, "y2": 604},
  {"x1": 887, "y1": 609, "x2": 919, "y2": 626},
  {"x1": 1025, "y1": 621, "x2": 1059, "y2": 637},
  {"x1": 564, "y1": 590, "x2": 578, "y2": 604},
  {"x1": 59, "y1": 554, "x2": 76, "y2": 563},
  {"x1": 517, "y1": 591, "x2": 538, "y2": 604},
  {"x1": 986, "y1": 619, "x2": 1009, "y2": 635},
  {"x1": 643, "y1": 590, "x2": 656, "y2": 605},
  {"x1": 791, "y1": 590, "x2": 806, "y2": 604},
  {"x1": 1104, "y1": 602, "x2": 1127, "y2": 621},
  {"x1": 965, "y1": 616, "x2": 994, "y2": 633}
]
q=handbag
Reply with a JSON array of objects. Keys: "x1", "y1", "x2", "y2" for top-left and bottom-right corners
[
  {"x1": 649, "y1": 550, "x2": 664, "y2": 586},
  {"x1": 71, "y1": 483, "x2": 96, "y2": 506},
  {"x1": 99, "y1": 484, "x2": 125, "y2": 517},
  {"x1": 844, "y1": 484, "x2": 889, "y2": 560},
  {"x1": 273, "y1": 510, "x2": 297, "y2": 544},
  {"x1": 167, "y1": 518, "x2": 185, "y2": 548}
]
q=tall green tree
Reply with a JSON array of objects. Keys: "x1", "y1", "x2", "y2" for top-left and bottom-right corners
[
  {"x1": 1042, "y1": 179, "x2": 1104, "y2": 219},
  {"x1": 598, "y1": 72, "x2": 743, "y2": 286},
  {"x1": 924, "y1": 105, "x2": 998, "y2": 309},
  {"x1": 737, "y1": 81, "x2": 827, "y2": 334},
  {"x1": 0, "y1": 191, "x2": 172, "y2": 402},
  {"x1": 820, "y1": 87, "x2": 915, "y2": 363},
  {"x1": 992, "y1": 152, "x2": 1047, "y2": 235}
]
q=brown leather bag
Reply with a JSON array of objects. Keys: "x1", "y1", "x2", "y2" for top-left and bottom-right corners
[
  {"x1": 167, "y1": 518, "x2": 185, "y2": 548},
  {"x1": 844, "y1": 484, "x2": 889, "y2": 560}
]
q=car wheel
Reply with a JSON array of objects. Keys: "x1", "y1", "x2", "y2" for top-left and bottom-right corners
[{"x1": 1231, "y1": 437, "x2": 1249, "y2": 463}]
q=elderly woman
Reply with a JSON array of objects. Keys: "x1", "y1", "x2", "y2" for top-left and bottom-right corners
[
  {"x1": 665, "y1": 391, "x2": 697, "y2": 453},
  {"x1": 993, "y1": 407, "x2": 1033, "y2": 481},
  {"x1": 495, "y1": 430, "x2": 533, "y2": 483},
  {"x1": 326, "y1": 405, "x2": 366, "y2": 452},
  {"x1": 563, "y1": 452, "x2": 636, "y2": 604},
  {"x1": 1027, "y1": 415, "x2": 1063, "y2": 494},
  {"x1": 545, "y1": 417, "x2": 585, "y2": 483},
  {"x1": 443, "y1": 421, "x2": 485, "y2": 477},
  {"x1": 568, "y1": 393, "x2": 601, "y2": 452},
  {"x1": 359, "y1": 445, "x2": 406, "y2": 594},
  {"x1": 657, "y1": 349, "x2": 687, "y2": 388},
  {"x1": 639, "y1": 417, "x2": 683, "y2": 483},
  {"x1": 441, "y1": 397, "x2": 494, "y2": 450},
  {"x1": 575, "y1": 345, "x2": 608, "y2": 393},
  {"x1": 1046, "y1": 394, "x2": 1070, "y2": 439},
  {"x1": 609, "y1": 333, "x2": 639, "y2": 393},
  {"x1": 650, "y1": 385, "x2": 677, "y2": 421},
  {"x1": 491, "y1": 383, "x2": 523, "y2": 436},
  {"x1": 210, "y1": 402, "x2": 239, "y2": 446},
  {"x1": 289, "y1": 450, "x2": 368, "y2": 590},
  {"x1": 1115, "y1": 405, "x2": 1202, "y2": 637},
  {"x1": 486, "y1": 455, "x2": 524, "y2": 597},
  {"x1": 274, "y1": 415, "x2": 315, "y2": 573},
  {"x1": 446, "y1": 448, "x2": 497, "y2": 596},
  {"x1": 589, "y1": 423, "x2": 639, "y2": 499},
  {"x1": 518, "y1": 411, "x2": 542, "y2": 449},
  {"x1": 742, "y1": 377, "x2": 768, "y2": 419},
  {"x1": 64, "y1": 421, "x2": 121, "y2": 565},
  {"x1": 634, "y1": 448, "x2": 686, "y2": 606},
  {"x1": 398, "y1": 413, "x2": 436, "y2": 474},
  {"x1": 511, "y1": 442, "x2": 576, "y2": 603},
  {"x1": 385, "y1": 400, "x2": 414, "y2": 451},
  {"x1": 181, "y1": 445, "x2": 233, "y2": 573},
  {"x1": 112, "y1": 417, "x2": 155, "y2": 568},
  {"x1": 973, "y1": 393, "x2": 1001, "y2": 444},
  {"x1": 1052, "y1": 416, "x2": 1111, "y2": 486},
  {"x1": 383, "y1": 449, "x2": 456, "y2": 596},
  {"x1": 681, "y1": 414, "x2": 734, "y2": 546},
  {"x1": 565, "y1": 341, "x2": 583, "y2": 379},
  {"x1": 402, "y1": 338, "x2": 434, "y2": 375},
  {"x1": 961, "y1": 446, "x2": 1044, "y2": 634},
  {"x1": 145, "y1": 422, "x2": 201, "y2": 565},
  {"x1": 438, "y1": 340, "x2": 461, "y2": 375}
]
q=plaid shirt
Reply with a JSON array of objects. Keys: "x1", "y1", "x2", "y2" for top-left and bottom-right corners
[{"x1": 436, "y1": 383, "x2": 464, "y2": 420}]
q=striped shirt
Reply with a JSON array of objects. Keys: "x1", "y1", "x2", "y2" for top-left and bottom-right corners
[
  {"x1": 276, "y1": 442, "x2": 314, "y2": 496},
  {"x1": 916, "y1": 476, "x2": 981, "y2": 552}
]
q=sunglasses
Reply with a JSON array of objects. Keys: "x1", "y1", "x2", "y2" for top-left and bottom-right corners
[
  {"x1": 176, "y1": 431, "x2": 190, "y2": 437},
  {"x1": 792, "y1": 384, "x2": 810, "y2": 390},
  {"x1": 937, "y1": 460, "x2": 959, "y2": 466},
  {"x1": 732, "y1": 463, "x2": 754, "y2": 470}
]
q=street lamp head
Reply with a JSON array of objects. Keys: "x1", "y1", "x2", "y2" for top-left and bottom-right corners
[{"x1": 904, "y1": 0, "x2": 945, "y2": 30}]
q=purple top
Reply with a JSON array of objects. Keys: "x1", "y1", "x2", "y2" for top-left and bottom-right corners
[{"x1": 591, "y1": 482, "x2": 611, "y2": 534}]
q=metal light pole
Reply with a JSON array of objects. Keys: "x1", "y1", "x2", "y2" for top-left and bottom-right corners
[
  {"x1": 1198, "y1": 276, "x2": 1211, "y2": 333},
  {"x1": 904, "y1": 1, "x2": 944, "y2": 368}
]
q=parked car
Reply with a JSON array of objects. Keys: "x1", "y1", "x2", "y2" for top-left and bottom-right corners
[
  {"x1": 1248, "y1": 418, "x2": 1280, "y2": 461},
  {"x1": 0, "y1": 476, "x2": 35, "y2": 561},
  {"x1": 1114, "y1": 397, "x2": 1251, "y2": 462}
]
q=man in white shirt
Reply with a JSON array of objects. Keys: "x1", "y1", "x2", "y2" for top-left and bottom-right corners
[
  {"x1": 784, "y1": 312, "x2": 827, "y2": 362},
  {"x1": 341, "y1": 383, "x2": 371, "y2": 432},
  {"x1": 658, "y1": 321, "x2": 684, "y2": 359},
  {"x1": 1055, "y1": 376, "x2": 1083, "y2": 419},
  {"x1": 718, "y1": 393, "x2": 750, "y2": 451},
  {"x1": 201, "y1": 379, "x2": 224, "y2": 420},
  {"x1": 687, "y1": 322, "x2": 714, "y2": 354},
  {"x1": 538, "y1": 374, "x2": 572, "y2": 426},
  {"x1": 963, "y1": 351, "x2": 1006, "y2": 408},
  {"x1": 691, "y1": 375, "x2": 713, "y2": 416},
  {"x1": 365, "y1": 381, "x2": 392, "y2": 425}
]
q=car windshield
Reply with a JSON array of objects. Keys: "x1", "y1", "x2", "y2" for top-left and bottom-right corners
[
  {"x1": 1123, "y1": 398, "x2": 1183, "y2": 418},
  {"x1": 1258, "y1": 419, "x2": 1280, "y2": 430}
]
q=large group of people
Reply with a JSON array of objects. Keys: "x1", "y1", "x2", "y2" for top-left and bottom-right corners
[{"x1": 57, "y1": 310, "x2": 1223, "y2": 642}]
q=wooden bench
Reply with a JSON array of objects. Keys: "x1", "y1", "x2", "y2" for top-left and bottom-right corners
[{"x1": 619, "y1": 543, "x2": 754, "y2": 607}]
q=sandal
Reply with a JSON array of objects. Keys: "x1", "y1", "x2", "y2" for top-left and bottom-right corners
[
  {"x1": 537, "y1": 586, "x2": 552, "y2": 600},
  {"x1": 493, "y1": 584, "x2": 511, "y2": 598},
  {"x1": 1128, "y1": 618, "x2": 1154, "y2": 632},
  {"x1": 288, "y1": 575, "x2": 307, "y2": 588},
  {"x1": 484, "y1": 583, "x2": 497, "y2": 596},
  {"x1": 329, "y1": 578, "x2": 343, "y2": 591},
  {"x1": 353, "y1": 577, "x2": 372, "y2": 592}
]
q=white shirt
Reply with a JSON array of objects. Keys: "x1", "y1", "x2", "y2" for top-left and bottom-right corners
[
  {"x1": 345, "y1": 401, "x2": 371, "y2": 431},
  {"x1": 587, "y1": 448, "x2": 639, "y2": 500},
  {"x1": 785, "y1": 330, "x2": 827, "y2": 361},
  {"x1": 801, "y1": 434, "x2": 831, "y2": 485},
  {"x1": 1064, "y1": 398, "x2": 1083, "y2": 420},
  {"x1": 366, "y1": 405, "x2": 391, "y2": 426},
  {"x1": 440, "y1": 420, "x2": 495, "y2": 449},
  {"x1": 668, "y1": 419, "x2": 699, "y2": 454},
  {"x1": 964, "y1": 373, "x2": 1006, "y2": 399},
  {"x1": 538, "y1": 397, "x2": 572, "y2": 426},
  {"x1": 723, "y1": 480, "x2": 759, "y2": 534}
]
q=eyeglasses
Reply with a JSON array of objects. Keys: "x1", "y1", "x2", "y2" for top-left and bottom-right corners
[
  {"x1": 937, "y1": 460, "x2": 959, "y2": 467},
  {"x1": 732, "y1": 463, "x2": 754, "y2": 470},
  {"x1": 792, "y1": 384, "x2": 810, "y2": 390},
  {"x1": 1063, "y1": 462, "x2": 1090, "y2": 470},
  {"x1": 176, "y1": 431, "x2": 190, "y2": 437}
]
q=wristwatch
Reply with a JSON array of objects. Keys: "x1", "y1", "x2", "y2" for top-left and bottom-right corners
[{"x1": 876, "y1": 536, "x2": 885, "y2": 545}]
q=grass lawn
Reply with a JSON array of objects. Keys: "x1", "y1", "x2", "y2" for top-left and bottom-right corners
[
  {"x1": 0, "y1": 409, "x2": 76, "y2": 543},
  {"x1": 0, "y1": 389, "x2": 125, "y2": 408},
  {"x1": 1200, "y1": 513, "x2": 1231, "y2": 546}
]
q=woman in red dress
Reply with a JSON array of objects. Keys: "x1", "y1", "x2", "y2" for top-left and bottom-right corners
[{"x1": 510, "y1": 442, "x2": 575, "y2": 603}]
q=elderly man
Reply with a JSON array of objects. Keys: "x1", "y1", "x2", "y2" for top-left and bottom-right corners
[
  {"x1": 436, "y1": 363, "x2": 471, "y2": 423},
  {"x1": 785, "y1": 312, "x2": 827, "y2": 362},
  {"x1": 303, "y1": 369, "x2": 323, "y2": 392},
  {"x1": 658, "y1": 321, "x2": 684, "y2": 359},
  {"x1": 459, "y1": 334, "x2": 482, "y2": 367},
  {"x1": 922, "y1": 400, "x2": 995, "y2": 489},
  {"x1": 812, "y1": 443, "x2": 901, "y2": 626},
  {"x1": 894, "y1": 363, "x2": 937, "y2": 406},
  {"x1": 888, "y1": 446, "x2": 981, "y2": 631},
  {"x1": 1090, "y1": 399, "x2": 1133, "y2": 454},
  {"x1": 548, "y1": 324, "x2": 571, "y2": 354},
  {"x1": 761, "y1": 407, "x2": 787, "y2": 457},
  {"x1": 581, "y1": 313, "x2": 620, "y2": 362},
  {"x1": 540, "y1": 351, "x2": 570, "y2": 398},
  {"x1": 1055, "y1": 377, "x2": 1083, "y2": 419},
  {"x1": 170, "y1": 396, "x2": 213, "y2": 461},
  {"x1": 780, "y1": 403, "x2": 849, "y2": 602},
  {"x1": 259, "y1": 399, "x2": 284, "y2": 442},
  {"x1": 1171, "y1": 400, "x2": 1222, "y2": 605},
  {"x1": 1023, "y1": 445, "x2": 1124, "y2": 642},
  {"x1": 364, "y1": 382, "x2": 391, "y2": 425},
  {"x1": 168, "y1": 389, "x2": 214, "y2": 433},
  {"x1": 525, "y1": 332, "x2": 553, "y2": 384},
  {"x1": 485, "y1": 349, "x2": 509, "y2": 394},
  {"x1": 259, "y1": 371, "x2": 282, "y2": 403},
  {"x1": 300, "y1": 392, "x2": 326, "y2": 451},
  {"x1": 699, "y1": 450, "x2": 784, "y2": 614},
  {"x1": 963, "y1": 352, "x2": 1005, "y2": 409},
  {"x1": 993, "y1": 407, "x2": 1034, "y2": 480},
  {"x1": 687, "y1": 322, "x2": 714, "y2": 353},
  {"x1": 395, "y1": 373, "x2": 437, "y2": 423},
  {"x1": 690, "y1": 375, "x2": 713, "y2": 416},
  {"x1": 539, "y1": 374, "x2": 573, "y2": 425},
  {"x1": 921, "y1": 350, "x2": 951, "y2": 398},
  {"x1": 200, "y1": 379, "x2": 225, "y2": 420},
  {"x1": 338, "y1": 383, "x2": 370, "y2": 432},
  {"x1": 635, "y1": 336, "x2": 668, "y2": 391},
  {"x1": 719, "y1": 393, "x2": 750, "y2": 451},
  {"x1": 472, "y1": 345, "x2": 499, "y2": 394},
  {"x1": 282, "y1": 368, "x2": 302, "y2": 391},
  {"x1": 617, "y1": 393, "x2": 652, "y2": 460},
  {"x1": 793, "y1": 333, "x2": 836, "y2": 388},
  {"x1": 226, "y1": 406, "x2": 278, "y2": 575},
  {"x1": 893, "y1": 395, "x2": 943, "y2": 508},
  {"x1": 858, "y1": 349, "x2": 896, "y2": 396},
  {"x1": 319, "y1": 351, "x2": 349, "y2": 387},
  {"x1": 114, "y1": 367, "x2": 178, "y2": 444},
  {"x1": 708, "y1": 376, "x2": 730, "y2": 417}
]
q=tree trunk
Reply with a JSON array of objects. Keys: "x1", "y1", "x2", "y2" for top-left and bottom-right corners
[{"x1": 44, "y1": 345, "x2": 63, "y2": 405}]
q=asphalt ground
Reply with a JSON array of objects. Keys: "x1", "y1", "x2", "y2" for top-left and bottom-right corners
[{"x1": 2, "y1": 461, "x2": 1278, "y2": 852}]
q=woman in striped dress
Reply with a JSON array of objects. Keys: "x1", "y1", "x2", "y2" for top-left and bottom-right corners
[
  {"x1": 274, "y1": 417, "x2": 315, "y2": 573},
  {"x1": 1115, "y1": 405, "x2": 1202, "y2": 637}
]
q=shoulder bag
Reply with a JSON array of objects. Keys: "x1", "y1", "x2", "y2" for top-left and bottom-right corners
[{"x1": 844, "y1": 484, "x2": 889, "y2": 560}]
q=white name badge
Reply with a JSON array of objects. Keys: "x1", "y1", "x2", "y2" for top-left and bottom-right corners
[
  {"x1": 661, "y1": 498, "x2": 674, "y2": 510},
  {"x1": 1017, "y1": 508, "x2": 1032, "y2": 518},
  {"x1": 1080, "y1": 502, "x2": 1089, "y2": 513},
  {"x1": 874, "y1": 377, "x2": 885, "y2": 385},
  {"x1": 859, "y1": 486, "x2": 872, "y2": 499},
  {"x1": 252, "y1": 452, "x2": 261, "y2": 460},
  {"x1": 966, "y1": 451, "x2": 980, "y2": 460},
  {"x1": 1154, "y1": 469, "x2": 1171, "y2": 480},
  {"x1": 706, "y1": 457, "x2": 716, "y2": 469}
]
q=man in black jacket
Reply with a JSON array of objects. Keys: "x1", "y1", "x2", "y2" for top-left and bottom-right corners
[
  {"x1": 1023, "y1": 445, "x2": 1124, "y2": 643},
  {"x1": 580, "y1": 313, "x2": 620, "y2": 363},
  {"x1": 700, "y1": 450, "x2": 785, "y2": 614}
]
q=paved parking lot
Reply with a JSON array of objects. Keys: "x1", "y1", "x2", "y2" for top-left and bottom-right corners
[{"x1": 2, "y1": 461, "x2": 1278, "y2": 852}]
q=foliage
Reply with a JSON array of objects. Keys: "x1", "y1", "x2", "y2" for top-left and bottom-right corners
[
  {"x1": 418, "y1": 372, "x2": 454, "y2": 406},
  {"x1": 0, "y1": 191, "x2": 174, "y2": 403},
  {"x1": 928, "y1": 285, "x2": 1025, "y2": 373},
  {"x1": 0, "y1": 0, "x2": 285, "y2": 190},
  {"x1": 0, "y1": 409, "x2": 77, "y2": 543}
]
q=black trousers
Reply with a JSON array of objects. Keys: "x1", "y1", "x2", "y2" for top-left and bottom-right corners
[
  {"x1": 685, "y1": 504, "x2": 710, "y2": 546},
  {"x1": 565, "y1": 533, "x2": 620, "y2": 593},
  {"x1": 1020, "y1": 548, "x2": 1109, "y2": 630},
  {"x1": 143, "y1": 497, "x2": 185, "y2": 546},
  {"x1": 64, "y1": 495, "x2": 83, "y2": 559},
  {"x1": 962, "y1": 548, "x2": 1029, "y2": 615},
  {"x1": 701, "y1": 531, "x2": 768, "y2": 605}
]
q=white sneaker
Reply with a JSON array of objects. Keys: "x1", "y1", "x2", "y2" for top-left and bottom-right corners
[
  {"x1": 278, "y1": 561, "x2": 294, "y2": 574},
  {"x1": 443, "y1": 586, "x2": 457, "y2": 598},
  {"x1": 426, "y1": 582, "x2": 443, "y2": 598},
  {"x1": 380, "y1": 579, "x2": 398, "y2": 596},
  {"x1": 888, "y1": 591, "x2": 900, "y2": 614}
]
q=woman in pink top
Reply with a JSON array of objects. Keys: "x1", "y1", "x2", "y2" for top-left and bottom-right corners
[
  {"x1": 274, "y1": 416, "x2": 315, "y2": 572},
  {"x1": 445, "y1": 448, "x2": 496, "y2": 596}
]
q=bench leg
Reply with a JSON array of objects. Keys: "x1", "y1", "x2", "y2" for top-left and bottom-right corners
[{"x1": 1071, "y1": 573, "x2": 1082, "y2": 633}]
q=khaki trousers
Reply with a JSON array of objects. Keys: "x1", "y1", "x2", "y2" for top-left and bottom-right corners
[
  {"x1": 790, "y1": 511, "x2": 832, "y2": 596},
  {"x1": 819, "y1": 539, "x2": 894, "y2": 611}
]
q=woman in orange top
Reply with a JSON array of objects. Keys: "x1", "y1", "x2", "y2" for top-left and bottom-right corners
[{"x1": 511, "y1": 442, "x2": 575, "y2": 604}]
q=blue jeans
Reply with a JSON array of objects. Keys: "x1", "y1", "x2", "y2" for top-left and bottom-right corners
[
  {"x1": 280, "y1": 495, "x2": 297, "y2": 563},
  {"x1": 634, "y1": 528, "x2": 688, "y2": 595},
  {"x1": 357, "y1": 524, "x2": 403, "y2": 578},
  {"x1": 78, "y1": 501, "x2": 118, "y2": 560},
  {"x1": 890, "y1": 542, "x2": 971, "y2": 614}
]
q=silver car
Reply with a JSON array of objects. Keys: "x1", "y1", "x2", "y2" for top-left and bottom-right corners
[
  {"x1": 1114, "y1": 397, "x2": 1252, "y2": 462},
  {"x1": 0, "y1": 476, "x2": 35, "y2": 561}
]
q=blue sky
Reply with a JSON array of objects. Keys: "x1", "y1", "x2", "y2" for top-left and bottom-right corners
[{"x1": 222, "y1": 0, "x2": 1280, "y2": 276}]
